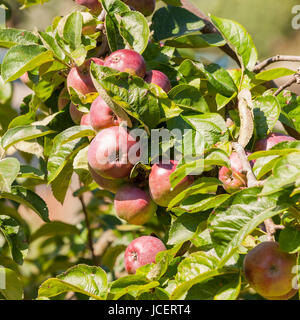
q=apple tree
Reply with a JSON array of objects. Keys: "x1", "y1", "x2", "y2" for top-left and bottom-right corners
[{"x1": 0, "y1": 0, "x2": 299, "y2": 300}]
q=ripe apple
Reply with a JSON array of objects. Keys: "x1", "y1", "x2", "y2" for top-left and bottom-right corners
[
  {"x1": 255, "y1": 133, "x2": 296, "y2": 151},
  {"x1": 243, "y1": 241, "x2": 297, "y2": 299},
  {"x1": 89, "y1": 165, "x2": 124, "y2": 193},
  {"x1": 123, "y1": 0, "x2": 156, "y2": 17},
  {"x1": 144, "y1": 70, "x2": 171, "y2": 93},
  {"x1": 124, "y1": 236, "x2": 166, "y2": 274},
  {"x1": 149, "y1": 160, "x2": 194, "y2": 207},
  {"x1": 67, "y1": 58, "x2": 104, "y2": 96},
  {"x1": 114, "y1": 185, "x2": 157, "y2": 225},
  {"x1": 90, "y1": 96, "x2": 120, "y2": 131},
  {"x1": 88, "y1": 126, "x2": 140, "y2": 179},
  {"x1": 218, "y1": 151, "x2": 253, "y2": 193},
  {"x1": 80, "y1": 113, "x2": 91, "y2": 126},
  {"x1": 58, "y1": 87, "x2": 70, "y2": 111},
  {"x1": 74, "y1": 0, "x2": 102, "y2": 14},
  {"x1": 104, "y1": 49, "x2": 146, "y2": 78},
  {"x1": 69, "y1": 103, "x2": 85, "y2": 124}
]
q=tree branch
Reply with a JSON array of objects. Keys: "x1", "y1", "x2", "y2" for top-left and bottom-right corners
[
  {"x1": 79, "y1": 195, "x2": 97, "y2": 265},
  {"x1": 181, "y1": 0, "x2": 241, "y2": 66},
  {"x1": 274, "y1": 71, "x2": 300, "y2": 96},
  {"x1": 264, "y1": 218, "x2": 284, "y2": 241},
  {"x1": 254, "y1": 55, "x2": 300, "y2": 73}
]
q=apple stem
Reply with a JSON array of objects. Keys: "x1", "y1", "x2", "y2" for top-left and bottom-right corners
[{"x1": 264, "y1": 218, "x2": 285, "y2": 241}]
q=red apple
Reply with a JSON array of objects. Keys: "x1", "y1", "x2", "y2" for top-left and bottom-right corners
[
  {"x1": 69, "y1": 103, "x2": 85, "y2": 124},
  {"x1": 123, "y1": 0, "x2": 156, "y2": 17},
  {"x1": 124, "y1": 236, "x2": 166, "y2": 274},
  {"x1": 89, "y1": 165, "x2": 124, "y2": 193},
  {"x1": 149, "y1": 160, "x2": 194, "y2": 207},
  {"x1": 218, "y1": 151, "x2": 253, "y2": 193},
  {"x1": 104, "y1": 49, "x2": 146, "y2": 78},
  {"x1": 90, "y1": 96, "x2": 121, "y2": 131},
  {"x1": 255, "y1": 133, "x2": 296, "y2": 151},
  {"x1": 58, "y1": 87, "x2": 70, "y2": 111},
  {"x1": 74, "y1": 0, "x2": 102, "y2": 14},
  {"x1": 67, "y1": 58, "x2": 104, "y2": 96},
  {"x1": 114, "y1": 185, "x2": 157, "y2": 225},
  {"x1": 144, "y1": 70, "x2": 171, "y2": 93},
  {"x1": 88, "y1": 126, "x2": 140, "y2": 179},
  {"x1": 80, "y1": 113, "x2": 91, "y2": 126},
  {"x1": 243, "y1": 241, "x2": 297, "y2": 299}
]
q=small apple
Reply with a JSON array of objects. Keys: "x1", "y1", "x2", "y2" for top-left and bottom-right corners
[
  {"x1": 144, "y1": 70, "x2": 171, "y2": 93},
  {"x1": 149, "y1": 160, "x2": 194, "y2": 207},
  {"x1": 88, "y1": 126, "x2": 140, "y2": 179},
  {"x1": 69, "y1": 103, "x2": 85, "y2": 124},
  {"x1": 74, "y1": 0, "x2": 102, "y2": 15},
  {"x1": 20, "y1": 72, "x2": 34, "y2": 89},
  {"x1": 114, "y1": 185, "x2": 157, "y2": 225},
  {"x1": 80, "y1": 113, "x2": 91, "y2": 126},
  {"x1": 67, "y1": 58, "x2": 104, "y2": 96},
  {"x1": 218, "y1": 151, "x2": 253, "y2": 193},
  {"x1": 90, "y1": 96, "x2": 120, "y2": 131},
  {"x1": 243, "y1": 241, "x2": 297, "y2": 299},
  {"x1": 255, "y1": 133, "x2": 296, "y2": 151},
  {"x1": 104, "y1": 49, "x2": 146, "y2": 78},
  {"x1": 123, "y1": 0, "x2": 156, "y2": 17},
  {"x1": 124, "y1": 236, "x2": 166, "y2": 274},
  {"x1": 89, "y1": 165, "x2": 124, "y2": 193}
]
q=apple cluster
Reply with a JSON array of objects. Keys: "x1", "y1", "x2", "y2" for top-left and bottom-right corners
[{"x1": 59, "y1": 48, "x2": 180, "y2": 273}]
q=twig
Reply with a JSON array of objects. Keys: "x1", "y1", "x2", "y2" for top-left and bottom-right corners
[
  {"x1": 274, "y1": 71, "x2": 300, "y2": 96},
  {"x1": 181, "y1": 0, "x2": 241, "y2": 66},
  {"x1": 264, "y1": 218, "x2": 284, "y2": 241},
  {"x1": 231, "y1": 142, "x2": 263, "y2": 188},
  {"x1": 79, "y1": 195, "x2": 97, "y2": 265},
  {"x1": 237, "y1": 89, "x2": 254, "y2": 148},
  {"x1": 254, "y1": 55, "x2": 300, "y2": 73}
]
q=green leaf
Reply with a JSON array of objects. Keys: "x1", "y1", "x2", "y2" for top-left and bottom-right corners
[
  {"x1": 47, "y1": 126, "x2": 90, "y2": 183},
  {"x1": 0, "y1": 158, "x2": 20, "y2": 193},
  {"x1": 0, "y1": 268, "x2": 23, "y2": 300},
  {"x1": 261, "y1": 153, "x2": 300, "y2": 195},
  {"x1": 38, "y1": 265, "x2": 108, "y2": 300},
  {"x1": 63, "y1": 12, "x2": 83, "y2": 51},
  {"x1": 279, "y1": 227, "x2": 300, "y2": 254},
  {"x1": 152, "y1": 6, "x2": 205, "y2": 41},
  {"x1": 0, "y1": 186, "x2": 49, "y2": 223},
  {"x1": 0, "y1": 28, "x2": 39, "y2": 48},
  {"x1": 1, "y1": 125, "x2": 55, "y2": 150},
  {"x1": 110, "y1": 275, "x2": 159, "y2": 300},
  {"x1": 167, "y1": 212, "x2": 209, "y2": 245},
  {"x1": 39, "y1": 31, "x2": 66, "y2": 61},
  {"x1": 210, "y1": 15, "x2": 258, "y2": 71},
  {"x1": 2, "y1": 45, "x2": 53, "y2": 82},
  {"x1": 30, "y1": 221, "x2": 80, "y2": 242},
  {"x1": 209, "y1": 187, "x2": 299, "y2": 262},
  {"x1": 253, "y1": 95, "x2": 281, "y2": 139},
  {"x1": 0, "y1": 215, "x2": 28, "y2": 265},
  {"x1": 119, "y1": 11, "x2": 150, "y2": 54}
]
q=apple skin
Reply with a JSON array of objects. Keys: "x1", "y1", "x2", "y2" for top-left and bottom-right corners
[
  {"x1": 58, "y1": 87, "x2": 70, "y2": 111},
  {"x1": 243, "y1": 241, "x2": 297, "y2": 299},
  {"x1": 104, "y1": 49, "x2": 146, "y2": 78},
  {"x1": 264, "y1": 288, "x2": 297, "y2": 300},
  {"x1": 123, "y1": 0, "x2": 156, "y2": 17},
  {"x1": 149, "y1": 160, "x2": 194, "y2": 207},
  {"x1": 90, "y1": 96, "x2": 120, "y2": 131},
  {"x1": 69, "y1": 103, "x2": 85, "y2": 124},
  {"x1": 67, "y1": 58, "x2": 104, "y2": 96},
  {"x1": 144, "y1": 70, "x2": 172, "y2": 93},
  {"x1": 255, "y1": 133, "x2": 296, "y2": 151},
  {"x1": 218, "y1": 152, "x2": 253, "y2": 193},
  {"x1": 74, "y1": 0, "x2": 102, "y2": 14},
  {"x1": 124, "y1": 236, "x2": 166, "y2": 274},
  {"x1": 114, "y1": 185, "x2": 157, "y2": 225},
  {"x1": 88, "y1": 126, "x2": 140, "y2": 179},
  {"x1": 20, "y1": 72, "x2": 33, "y2": 89},
  {"x1": 80, "y1": 113, "x2": 91, "y2": 126},
  {"x1": 89, "y1": 165, "x2": 124, "y2": 193}
]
